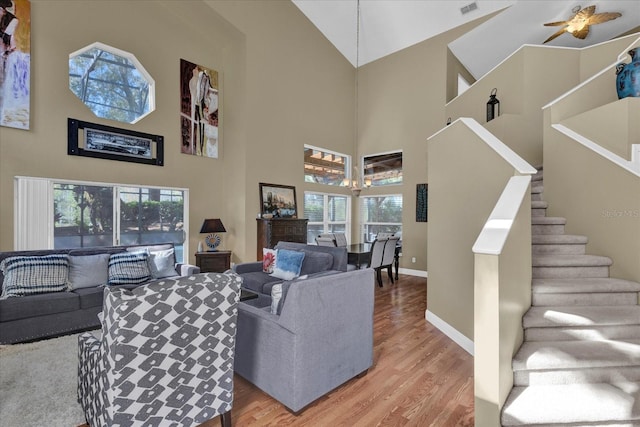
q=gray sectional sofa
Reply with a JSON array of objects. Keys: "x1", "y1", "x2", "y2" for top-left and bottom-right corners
[
  {"x1": 0, "y1": 243, "x2": 199, "y2": 344},
  {"x1": 232, "y1": 241, "x2": 375, "y2": 413},
  {"x1": 233, "y1": 241, "x2": 348, "y2": 300}
]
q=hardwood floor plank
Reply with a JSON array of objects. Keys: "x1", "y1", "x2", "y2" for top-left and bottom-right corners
[{"x1": 199, "y1": 274, "x2": 474, "y2": 427}]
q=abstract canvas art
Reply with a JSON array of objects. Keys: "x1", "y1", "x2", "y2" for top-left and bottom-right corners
[
  {"x1": 416, "y1": 183, "x2": 428, "y2": 222},
  {"x1": 0, "y1": 0, "x2": 30, "y2": 130},
  {"x1": 179, "y1": 58, "x2": 220, "y2": 158}
]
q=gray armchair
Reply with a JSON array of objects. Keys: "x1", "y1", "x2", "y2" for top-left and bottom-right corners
[
  {"x1": 77, "y1": 272, "x2": 241, "y2": 427},
  {"x1": 234, "y1": 268, "x2": 375, "y2": 413}
]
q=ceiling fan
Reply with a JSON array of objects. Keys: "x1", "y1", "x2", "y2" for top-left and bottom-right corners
[{"x1": 543, "y1": 5, "x2": 622, "y2": 44}]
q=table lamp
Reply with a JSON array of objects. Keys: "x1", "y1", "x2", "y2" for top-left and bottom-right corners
[{"x1": 200, "y1": 218, "x2": 226, "y2": 251}]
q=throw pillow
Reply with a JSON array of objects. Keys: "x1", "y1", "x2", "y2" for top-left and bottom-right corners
[
  {"x1": 270, "y1": 283, "x2": 283, "y2": 314},
  {"x1": 271, "y1": 274, "x2": 308, "y2": 315},
  {"x1": 107, "y1": 251, "x2": 152, "y2": 286},
  {"x1": 262, "y1": 248, "x2": 277, "y2": 273},
  {"x1": 0, "y1": 254, "x2": 69, "y2": 299},
  {"x1": 270, "y1": 249, "x2": 305, "y2": 280},
  {"x1": 147, "y1": 248, "x2": 177, "y2": 278},
  {"x1": 68, "y1": 253, "x2": 110, "y2": 290},
  {"x1": 299, "y1": 251, "x2": 333, "y2": 276}
]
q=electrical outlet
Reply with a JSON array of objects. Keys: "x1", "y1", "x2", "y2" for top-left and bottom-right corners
[{"x1": 411, "y1": 257, "x2": 416, "y2": 263}]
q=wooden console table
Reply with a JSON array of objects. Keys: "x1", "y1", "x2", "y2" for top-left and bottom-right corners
[{"x1": 195, "y1": 251, "x2": 231, "y2": 273}]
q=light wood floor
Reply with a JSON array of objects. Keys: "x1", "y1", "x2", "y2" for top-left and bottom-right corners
[{"x1": 203, "y1": 274, "x2": 474, "y2": 427}]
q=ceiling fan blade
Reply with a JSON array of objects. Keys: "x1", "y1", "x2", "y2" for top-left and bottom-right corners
[
  {"x1": 544, "y1": 27, "x2": 568, "y2": 44},
  {"x1": 575, "y1": 5, "x2": 597, "y2": 19},
  {"x1": 588, "y1": 12, "x2": 622, "y2": 25},
  {"x1": 543, "y1": 20, "x2": 569, "y2": 27}
]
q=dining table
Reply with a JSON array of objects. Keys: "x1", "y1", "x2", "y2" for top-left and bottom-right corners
[{"x1": 346, "y1": 242, "x2": 401, "y2": 280}]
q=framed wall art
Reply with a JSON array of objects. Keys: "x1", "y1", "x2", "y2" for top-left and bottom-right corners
[
  {"x1": 0, "y1": 0, "x2": 30, "y2": 130},
  {"x1": 259, "y1": 183, "x2": 298, "y2": 218},
  {"x1": 416, "y1": 183, "x2": 428, "y2": 222},
  {"x1": 67, "y1": 118, "x2": 164, "y2": 166},
  {"x1": 179, "y1": 58, "x2": 219, "y2": 158}
]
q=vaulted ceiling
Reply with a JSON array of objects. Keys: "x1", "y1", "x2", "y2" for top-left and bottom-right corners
[{"x1": 292, "y1": 0, "x2": 640, "y2": 79}]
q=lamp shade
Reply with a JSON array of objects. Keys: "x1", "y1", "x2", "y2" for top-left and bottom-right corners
[{"x1": 200, "y1": 218, "x2": 226, "y2": 233}]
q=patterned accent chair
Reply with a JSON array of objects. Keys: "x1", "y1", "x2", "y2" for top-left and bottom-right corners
[{"x1": 77, "y1": 272, "x2": 242, "y2": 427}]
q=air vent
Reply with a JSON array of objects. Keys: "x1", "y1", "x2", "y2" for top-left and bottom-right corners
[{"x1": 460, "y1": 2, "x2": 478, "y2": 14}]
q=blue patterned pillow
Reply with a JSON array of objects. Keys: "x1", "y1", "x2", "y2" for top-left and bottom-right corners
[
  {"x1": 270, "y1": 249, "x2": 305, "y2": 280},
  {"x1": 0, "y1": 254, "x2": 69, "y2": 298},
  {"x1": 108, "y1": 251, "x2": 151, "y2": 285}
]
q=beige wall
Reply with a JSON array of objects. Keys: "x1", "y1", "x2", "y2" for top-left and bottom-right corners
[
  {"x1": 355, "y1": 16, "x2": 490, "y2": 272},
  {"x1": 561, "y1": 99, "x2": 638, "y2": 159},
  {"x1": 543, "y1": 36, "x2": 640, "y2": 283},
  {"x1": 0, "y1": 0, "x2": 355, "y2": 264},
  {"x1": 544, "y1": 102, "x2": 640, "y2": 283},
  {"x1": 427, "y1": 120, "x2": 524, "y2": 340},
  {"x1": 210, "y1": 0, "x2": 356, "y2": 263}
]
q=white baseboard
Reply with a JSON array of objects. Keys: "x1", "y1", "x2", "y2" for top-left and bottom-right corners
[
  {"x1": 425, "y1": 309, "x2": 474, "y2": 356},
  {"x1": 398, "y1": 268, "x2": 428, "y2": 277}
]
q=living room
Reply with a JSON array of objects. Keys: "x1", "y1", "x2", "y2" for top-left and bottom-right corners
[{"x1": 1, "y1": 0, "x2": 639, "y2": 426}]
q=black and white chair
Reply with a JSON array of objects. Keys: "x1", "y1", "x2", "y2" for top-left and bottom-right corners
[
  {"x1": 380, "y1": 236, "x2": 400, "y2": 285},
  {"x1": 376, "y1": 232, "x2": 393, "y2": 239},
  {"x1": 316, "y1": 236, "x2": 337, "y2": 247},
  {"x1": 77, "y1": 272, "x2": 241, "y2": 427},
  {"x1": 333, "y1": 233, "x2": 348, "y2": 247},
  {"x1": 363, "y1": 237, "x2": 388, "y2": 287}
]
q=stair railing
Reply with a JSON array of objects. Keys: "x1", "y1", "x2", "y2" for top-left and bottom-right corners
[{"x1": 472, "y1": 175, "x2": 533, "y2": 426}]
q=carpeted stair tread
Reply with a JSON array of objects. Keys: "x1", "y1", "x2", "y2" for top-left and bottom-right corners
[
  {"x1": 501, "y1": 382, "x2": 640, "y2": 425},
  {"x1": 531, "y1": 201, "x2": 548, "y2": 210},
  {"x1": 532, "y1": 254, "x2": 613, "y2": 268},
  {"x1": 531, "y1": 216, "x2": 566, "y2": 225},
  {"x1": 512, "y1": 338, "x2": 640, "y2": 371},
  {"x1": 525, "y1": 323, "x2": 640, "y2": 343},
  {"x1": 523, "y1": 306, "x2": 640, "y2": 328},
  {"x1": 531, "y1": 184, "x2": 544, "y2": 194},
  {"x1": 531, "y1": 234, "x2": 588, "y2": 245},
  {"x1": 533, "y1": 278, "x2": 640, "y2": 294}
]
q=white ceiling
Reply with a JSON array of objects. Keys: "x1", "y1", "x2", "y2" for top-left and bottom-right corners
[{"x1": 292, "y1": 0, "x2": 640, "y2": 79}]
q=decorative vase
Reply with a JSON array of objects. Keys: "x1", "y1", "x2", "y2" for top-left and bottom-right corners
[{"x1": 615, "y1": 48, "x2": 640, "y2": 99}]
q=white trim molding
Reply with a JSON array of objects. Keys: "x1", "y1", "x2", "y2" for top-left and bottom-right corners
[
  {"x1": 398, "y1": 268, "x2": 427, "y2": 278},
  {"x1": 425, "y1": 309, "x2": 474, "y2": 356}
]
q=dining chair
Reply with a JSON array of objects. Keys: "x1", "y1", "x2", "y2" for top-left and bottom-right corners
[
  {"x1": 333, "y1": 233, "x2": 348, "y2": 247},
  {"x1": 364, "y1": 237, "x2": 388, "y2": 287},
  {"x1": 316, "y1": 236, "x2": 337, "y2": 247},
  {"x1": 380, "y1": 236, "x2": 400, "y2": 285},
  {"x1": 376, "y1": 232, "x2": 393, "y2": 239}
]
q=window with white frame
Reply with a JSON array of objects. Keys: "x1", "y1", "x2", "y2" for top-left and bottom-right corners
[
  {"x1": 360, "y1": 194, "x2": 402, "y2": 243},
  {"x1": 303, "y1": 191, "x2": 350, "y2": 244},
  {"x1": 15, "y1": 177, "x2": 188, "y2": 262},
  {"x1": 304, "y1": 145, "x2": 349, "y2": 186},
  {"x1": 363, "y1": 151, "x2": 402, "y2": 186}
]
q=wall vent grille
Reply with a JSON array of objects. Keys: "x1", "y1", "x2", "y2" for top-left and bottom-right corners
[{"x1": 460, "y1": 2, "x2": 478, "y2": 14}]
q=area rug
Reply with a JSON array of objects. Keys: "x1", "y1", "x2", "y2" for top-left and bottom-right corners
[{"x1": 0, "y1": 333, "x2": 89, "y2": 427}]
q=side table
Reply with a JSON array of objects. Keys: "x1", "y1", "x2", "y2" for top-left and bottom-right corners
[{"x1": 195, "y1": 251, "x2": 231, "y2": 273}]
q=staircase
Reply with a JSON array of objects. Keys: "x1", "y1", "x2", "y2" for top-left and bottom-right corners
[{"x1": 501, "y1": 168, "x2": 640, "y2": 426}]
